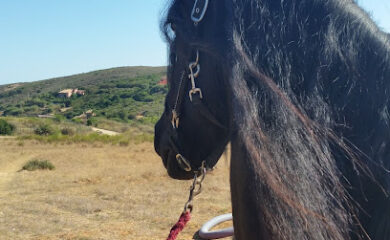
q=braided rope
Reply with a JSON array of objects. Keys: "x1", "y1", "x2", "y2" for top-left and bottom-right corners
[{"x1": 166, "y1": 211, "x2": 191, "y2": 240}]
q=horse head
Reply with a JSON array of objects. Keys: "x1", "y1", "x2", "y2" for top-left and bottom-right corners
[{"x1": 154, "y1": 0, "x2": 232, "y2": 179}]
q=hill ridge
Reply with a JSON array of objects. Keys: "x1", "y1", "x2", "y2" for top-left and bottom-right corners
[
  {"x1": 0, "y1": 66, "x2": 166, "y2": 88},
  {"x1": 0, "y1": 66, "x2": 167, "y2": 125}
]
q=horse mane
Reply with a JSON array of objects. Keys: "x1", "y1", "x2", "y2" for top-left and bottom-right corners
[{"x1": 231, "y1": 0, "x2": 390, "y2": 239}]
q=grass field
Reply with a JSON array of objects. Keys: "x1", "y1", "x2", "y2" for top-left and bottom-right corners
[{"x1": 0, "y1": 139, "x2": 232, "y2": 240}]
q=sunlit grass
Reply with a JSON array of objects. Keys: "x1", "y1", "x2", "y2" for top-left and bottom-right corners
[
  {"x1": 0, "y1": 139, "x2": 232, "y2": 240},
  {"x1": 17, "y1": 132, "x2": 154, "y2": 145}
]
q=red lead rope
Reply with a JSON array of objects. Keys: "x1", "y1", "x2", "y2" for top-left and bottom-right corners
[
  {"x1": 166, "y1": 163, "x2": 207, "y2": 240},
  {"x1": 166, "y1": 211, "x2": 192, "y2": 240}
]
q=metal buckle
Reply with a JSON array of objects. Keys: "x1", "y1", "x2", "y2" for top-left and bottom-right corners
[
  {"x1": 191, "y1": 0, "x2": 209, "y2": 23},
  {"x1": 176, "y1": 154, "x2": 192, "y2": 172},
  {"x1": 189, "y1": 88, "x2": 203, "y2": 102}
]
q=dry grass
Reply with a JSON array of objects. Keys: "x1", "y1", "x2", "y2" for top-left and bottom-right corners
[{"x1": 0, "y1": 139, "x2": 232, "y2": 240}]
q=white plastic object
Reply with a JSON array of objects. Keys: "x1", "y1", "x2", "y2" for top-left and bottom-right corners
[{"x1": 199, "y1": 213, "x2": 234, "y2": 239}]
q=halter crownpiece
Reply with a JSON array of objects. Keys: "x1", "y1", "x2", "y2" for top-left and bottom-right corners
[{"x1": 191, "y1": 0, "x2": 209, "y2": 23}]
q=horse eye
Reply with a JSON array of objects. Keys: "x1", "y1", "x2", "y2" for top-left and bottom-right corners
[
  {"x1": 170, "y1": 23, "x2": 176, "y2": 32},
  {"x1": 166, "y1": 23, "x2": 176, "y2": 41}
]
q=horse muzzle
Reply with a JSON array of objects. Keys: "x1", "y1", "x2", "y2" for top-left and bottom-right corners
[{"x1": 154, "y1": 119, "x2": 195, "y2": 180}]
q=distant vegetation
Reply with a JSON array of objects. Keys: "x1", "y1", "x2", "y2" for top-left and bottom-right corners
[
  {"x1": 0, "y1": 119, "x2": 15, "y2": 135},
  {"x1": 0, "y1": 66, "x2": 167, "y2": 126},
  {"x1": 22, "y1": 159, "x2": 55, "y2": 171},
  {"x1": 0, "y1": 66, "x2": 166, "y2": 144},
  {"x1": 1, "y1": 116, "x2": 92, "y2": 136},
  {"x1": 18, "y1": 131, "x2": 153, "y2": 145},
  {"x1": 34, "y1": 124, "x2": 54, "y2": 136},
  {"x1": 0, "y1": 116, "x2": 154, "y2": 145}
]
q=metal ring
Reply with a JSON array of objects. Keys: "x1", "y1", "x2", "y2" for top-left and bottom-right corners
[
  {"x1": 176, "y1": 154, "x2": 192, "y2": 172},
  {"x1": 199, "y1": 213, "x2": 234, "y2": 239}
]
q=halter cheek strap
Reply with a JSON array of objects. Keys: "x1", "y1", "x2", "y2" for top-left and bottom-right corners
[
  {"x1": 171, "y1": 50, "x2": 202, "y2": 129},
  {"x1": 169, "y1": 50, "x2": 228, "y2": 172},
  {"x1": 167, "y1": 0, "x2": 228, "y2": 172}
]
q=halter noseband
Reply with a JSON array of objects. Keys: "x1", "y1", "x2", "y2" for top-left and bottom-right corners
[{"x1": 169, "y1": 0, "x2": 228, "y2": 173}]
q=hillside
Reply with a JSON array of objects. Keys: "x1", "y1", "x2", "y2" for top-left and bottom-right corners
[{"x1": 0, "y1": 66, "x2": 167, "y2": 125}]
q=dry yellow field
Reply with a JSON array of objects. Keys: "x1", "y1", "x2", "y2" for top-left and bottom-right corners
[{"x1": 0, "y1": 139, "x2": 232, "y2": 240}]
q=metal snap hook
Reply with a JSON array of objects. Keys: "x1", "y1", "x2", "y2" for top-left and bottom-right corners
[{"x1": 188, "y1": 64, "x2": 200, "y2": 79}]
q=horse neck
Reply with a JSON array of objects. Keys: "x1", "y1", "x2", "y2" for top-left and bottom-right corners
[{"x1": 229, "y1": 135, "x2": 272, "y2": 240}]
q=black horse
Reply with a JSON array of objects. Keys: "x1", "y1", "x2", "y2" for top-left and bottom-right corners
[{"x1": 154, "y1": 0, "x2": 390, "y2": 239}]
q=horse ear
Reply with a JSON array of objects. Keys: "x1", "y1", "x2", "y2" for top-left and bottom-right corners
[{"x1": 191, "y1": 0, "x2": 209, "y2": 23}]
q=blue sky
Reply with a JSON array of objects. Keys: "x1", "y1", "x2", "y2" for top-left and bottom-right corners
[{"x1": 0, "y1": 0, "x2": 389, "y2": 85}]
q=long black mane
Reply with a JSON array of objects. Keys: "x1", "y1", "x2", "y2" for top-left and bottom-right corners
[
  {"x1": 159, "y1": 0, "x2": 390, "y2": 239},
  {"x1": 228, "y1": 0, "x2": 390, "y2": 239}
]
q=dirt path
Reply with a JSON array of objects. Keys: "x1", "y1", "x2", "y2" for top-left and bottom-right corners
[
  {"x1": 91, "y1": 127, "x2": 120, "y2": 136},
  {"x1": 0, "y1": 136, "x2": 16, "y2": 139}
]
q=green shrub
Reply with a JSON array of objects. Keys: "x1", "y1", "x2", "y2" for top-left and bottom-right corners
[
  {"x1": 0, "y1": 119, "x2": 15, "y2": 135},
  {"x1": 71, "y1": 118, "x2": 84, "y2": 124},
  {"x1": 86, "y1": 118, "x2": 97, "y2": 126},
  {"x1": 22, "y1": 159, "x2": 55, "y2": 171},
  {"x1": 53, "y1": 114, "x2": 66, "y2": 123},
  {"x1": 64, "y1": 100, "x2": 72, "y2": 107},
  {"x1": 61, "y1": 127, "x2": 75, "y2": 136},
  {"x1": 119, "y1": 139, "x2": 129, "y2": 146},
  {"x1": 132, "y1": 92, "x2": 153, "y2": 102},
  {"x1": 119, "y1": 93, "x2": 133, "y2": 99},
  {"x1": 42, "y1": 108, "x2": 53, "y2": 114},
  {"x1": 150, "y1": 85, "x2": 167, "y2": 94},
  {"x1": 24, "y1": 98, "x2": 45, "y2": 107},
  {"x1": 4, "y1": 107, "x2": 23, "y2": 116},
  {"x1": 118, "y1": 111, "x2": 126, "y2": 120},
  {"x1": 34, "y1": 124, "x2": 53, "y2": 136}
]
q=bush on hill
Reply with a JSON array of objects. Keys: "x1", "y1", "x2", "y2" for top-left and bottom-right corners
[
  {"x1": 34, "y1": 124, "x2": 54, "y2": 136},
  {"x1": 4, "y1": 107, "x2": 23, "y2": 116},
  {"x1": 61, "y1": 127, "x2": 75, "y2": 136},
  {"x1": 0, "y1": 119, "x2": 15, "y2": 135}
]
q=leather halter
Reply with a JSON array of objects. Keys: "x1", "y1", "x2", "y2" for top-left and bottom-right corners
[{"x1": 169, "y1": 0, "x2": 229, "y2": 172}]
